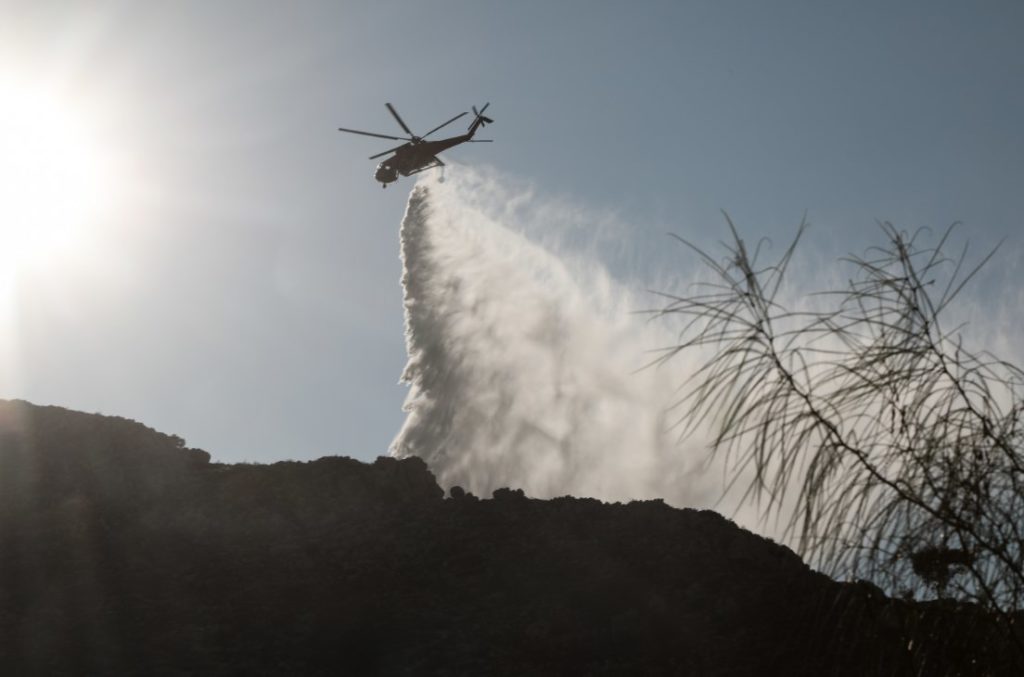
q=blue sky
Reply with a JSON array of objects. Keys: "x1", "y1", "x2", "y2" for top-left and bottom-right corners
[{"x1": 1, "y1": 1, "x2": 1021, "y2": 463}]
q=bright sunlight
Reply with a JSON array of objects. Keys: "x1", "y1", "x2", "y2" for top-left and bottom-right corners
[{"x1": 0, "y1": 83, "x2": 113, "y2": 270}]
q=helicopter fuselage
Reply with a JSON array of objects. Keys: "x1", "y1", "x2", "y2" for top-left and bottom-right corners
[{"x1": 375, "y1": 133, "x2": 472, "y2": 184}]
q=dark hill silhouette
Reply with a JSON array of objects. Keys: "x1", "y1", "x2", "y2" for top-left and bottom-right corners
[{"x1": 0, "y1": 399, "x2": 1019, "y2": 675}]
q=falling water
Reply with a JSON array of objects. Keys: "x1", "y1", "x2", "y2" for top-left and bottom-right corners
[{"x1": 391, "y1": 171, "x2": 714, "y2": 508}]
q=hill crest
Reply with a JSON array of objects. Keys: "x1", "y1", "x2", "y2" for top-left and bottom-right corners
[{"x1": 0, "y1": 399, "x2": 1018, "y2": 675}]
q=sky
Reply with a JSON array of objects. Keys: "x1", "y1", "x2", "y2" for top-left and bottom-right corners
[{"x1": 1, "y1": 1, "x2": 1022, "y2": 465}]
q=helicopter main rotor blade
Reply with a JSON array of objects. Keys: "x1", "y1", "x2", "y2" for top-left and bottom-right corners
[
  {"x1": 385, "y1": 103, "x2": 415, "y2": 137},
  {"x1": 338, "y1": 126, "x2": 409, "y2": 141},
  {"x1": 467, "y1": 139, "x2": 493, "y2": 142},
  {"x1": 369, "y1": 143, "x2": 409, "y2": 160},
  {"x1": 421, "y1": 111, "x2": 468, "y2": 139}
]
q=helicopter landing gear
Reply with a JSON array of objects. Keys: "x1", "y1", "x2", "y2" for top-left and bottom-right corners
[{"x1": 382, "y1": 183, "x2": 387, "y2": 189}]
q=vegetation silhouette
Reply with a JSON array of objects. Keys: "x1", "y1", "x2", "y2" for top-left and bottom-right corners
[
  {"x1": 655, "y1": 220, "x2": 1024, "y2": 654},
  {"x1": 1, "y1": 399, "x2": 1021, "y2": 674}
]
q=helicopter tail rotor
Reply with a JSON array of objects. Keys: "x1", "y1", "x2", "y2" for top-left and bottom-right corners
[{"x1": 468, "y1": 103, "x2": 494, "y2": 135}]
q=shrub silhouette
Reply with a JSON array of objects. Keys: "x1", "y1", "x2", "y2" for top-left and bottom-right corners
[{"x1": 656, "y1": 220, "x2": 1024, "y2": 639}]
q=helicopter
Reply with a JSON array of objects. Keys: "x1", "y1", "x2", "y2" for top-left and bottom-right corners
[{"x1": 337, "y1": 103, "x2": 493, "y2": 187}]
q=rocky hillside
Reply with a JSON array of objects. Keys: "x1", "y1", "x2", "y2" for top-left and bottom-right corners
[{"x1": 0, "y1": 399, "x2": 1019, "y2": 675}]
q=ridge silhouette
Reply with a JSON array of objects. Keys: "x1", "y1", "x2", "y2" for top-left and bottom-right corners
[{"x1": 0, "y1": 399, "x2": 1019, "y2": 675}]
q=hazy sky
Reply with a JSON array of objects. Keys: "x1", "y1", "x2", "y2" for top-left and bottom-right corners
[{"x1": 1, "y1": 1, "x2": 1021, "y2": 464}]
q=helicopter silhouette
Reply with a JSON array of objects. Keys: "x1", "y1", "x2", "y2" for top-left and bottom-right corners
[{"x1": 338, "y1": 103, "x2": 493, "y2": 187}]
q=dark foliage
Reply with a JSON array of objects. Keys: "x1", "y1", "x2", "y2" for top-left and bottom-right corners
[
  {"x1": 653, "y1": 222, "x2": 1024, "y2": 625},
  {"x1": 0, "y1": 399, "x2": 1019, "y2": 675}
]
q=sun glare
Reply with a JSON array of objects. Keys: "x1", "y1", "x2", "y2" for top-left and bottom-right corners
[{"x1": 0, "y1": 84, "x2": 113, "y2": 270}]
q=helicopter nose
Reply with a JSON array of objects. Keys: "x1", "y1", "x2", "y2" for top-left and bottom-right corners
[{"x1": 375, "y1": 163, "x2": 399, "y2": 183}]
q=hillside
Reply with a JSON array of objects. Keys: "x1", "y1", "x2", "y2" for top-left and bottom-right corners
[{"x1": 0, "y1": 399, "x2": 1019, "y2": 675}]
